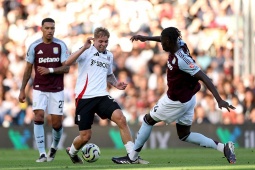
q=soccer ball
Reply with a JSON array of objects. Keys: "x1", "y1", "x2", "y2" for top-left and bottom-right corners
[{"x1": 81, "y1": 143, "x2": 101, "y2": 162}]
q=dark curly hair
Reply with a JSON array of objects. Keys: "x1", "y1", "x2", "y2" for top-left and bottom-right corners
[{"x1": 161, "y1": 27, "x2": 182, "y2": 44}]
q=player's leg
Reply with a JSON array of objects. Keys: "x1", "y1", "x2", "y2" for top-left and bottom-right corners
[
  {"x1": 46, "y1": 91, "x2": 64, "y2": 162},
  {"x1": 176, "y1": 123, "x2": 222, "y2": 149},
  {"x1": 112, "y1": 93, "x2": 178, "y2": 164},
  {"x1": 67, "y1": 129, "x2": 91, "y2": 164},
  {"x1": 66, "y1": 98, "x2": 95, "y2": 164},
  {"x1": 94, "y1": 95, "x2": 145, "y2": 164},
  {"x1": 111, "y1": 109, "x2": 133, "y2": 147},
  {"x1": 111, "y1": 108, "x2": 151, "y2": 164},
  {"x1": 112, "y1": 114, "x2": 154, "y2": 164},
  {"x1": 129, "y1": 94, "x2": 184, "y2": 160},
  {"x1": 32, "y1": 90, "x2": 47, "y2": 162},
  {"x1": 128, "y1": 114, "x2": 157, "y2": 161},
  {"x1": 176, "y1": 96, "x2": 236, "y2": 163},
  {"x1": 47, "y1": 115, "x2": 63, "y2": 162},
  {"x1": 34, "y1": 109, "x2": 47, "y2": 162},
  {"x1": 176, "y1": 123, "x2": 236, "y2": 163},
  {"x1": 176, "y1": 96, "x2": 221, "y2": 149}
]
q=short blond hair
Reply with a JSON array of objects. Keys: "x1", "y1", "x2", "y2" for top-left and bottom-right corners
[{"x1": 94, "y1": 27, "x2": 110, "y2": 38}]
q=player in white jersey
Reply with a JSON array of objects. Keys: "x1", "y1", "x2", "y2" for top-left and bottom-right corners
[{"x1": 64, "y1": 27, "x2": 148, "y2": 164}]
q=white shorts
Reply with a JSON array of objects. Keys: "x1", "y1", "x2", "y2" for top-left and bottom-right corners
[
  {"x1": 150, "y1": 94, "x2": 196, "y2": 125},
  {"x1": 32, "y1": 89, "x2": 64, "y2": 115}
]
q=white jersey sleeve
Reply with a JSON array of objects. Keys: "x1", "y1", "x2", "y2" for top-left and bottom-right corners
[{"x1": 107, "y1": 55, "x2": 114, "y2": 75}]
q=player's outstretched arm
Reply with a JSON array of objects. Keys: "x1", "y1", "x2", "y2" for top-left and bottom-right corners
[
  {"x1": 130, "y1": 35, "x2": 161, "y2": 42},
  {"x1": 52, "y1": 63, "x2": 70, "y2": 74},
  {"x1": 65, "y1": 37, "x2": 93, "y2": 66},
  {"x1": 194, "y1": 70, "x2": 235, "y2": 112}
]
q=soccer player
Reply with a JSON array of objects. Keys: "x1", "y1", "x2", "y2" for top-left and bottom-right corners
[
  {"x1": 18, "y1": 18, "x2": 70, "y2": 162},
  {"x1": 64, "y1": 27, "x2": 148, "y2": 164},
  {"x1": 112, "y1": 27, "x2": 236, "y2": 164}
]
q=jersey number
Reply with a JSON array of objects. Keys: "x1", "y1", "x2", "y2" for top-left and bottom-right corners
[
  {"x1": 59, "y1": 100, "x2": 64, "y2": 108},
  {"x1": 153, "y1": 104, "x2": 159, "y2": 112}
]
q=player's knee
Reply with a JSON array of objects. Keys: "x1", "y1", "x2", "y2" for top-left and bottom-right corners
[
  {"x1": 144, "y1": 114, "x2": 157, "y2": 126},
  {"x1": 34, "y1": 115, "x2": 44, "y2": 122},
  {"x1": 112, "y1": 110, "x2": 127, "y2": 127},
  {"x1": 176, "y1": 123, "x2": 191, "y2": 141},
  {"x1": 53, "y1": 125, "x2": 62, "y2": 131},
  {"x1": 34, "y1": 120, "x2": 44, "y2": 125},
  {"x1": 51, "y1": 120, "x2": 62, "y2": 130}
]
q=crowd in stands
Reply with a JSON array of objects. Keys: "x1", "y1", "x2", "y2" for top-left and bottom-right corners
[{"x1": 1, "y1": 0, "x2": 255, "y2": 128}]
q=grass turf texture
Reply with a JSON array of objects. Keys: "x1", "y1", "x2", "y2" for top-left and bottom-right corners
[{"x1": 0, "y1": 148, "x2": 254, "y2": 170}]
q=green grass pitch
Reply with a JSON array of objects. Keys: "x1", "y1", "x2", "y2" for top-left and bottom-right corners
[{"x1": 0, "y1": 148, "x2": 255, "y2": 170}]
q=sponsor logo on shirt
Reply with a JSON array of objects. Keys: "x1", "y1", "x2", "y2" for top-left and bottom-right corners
[
  {"x1": 167, "y1": 61, "x2": 173, "y2": 70},
  {"x1": 39, "y1": 57, "x2": 60, "y2": 63},
  {"x1": 172, "y1": 57, "x2": 176, "y2": 64},
  {"x1": 90, "y1": 59, "x2": 109, "y2": 68}
]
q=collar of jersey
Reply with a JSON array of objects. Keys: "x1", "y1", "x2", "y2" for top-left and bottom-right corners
[{"x1": 92, "y1": 45, "x2": 107, "y2": 54}]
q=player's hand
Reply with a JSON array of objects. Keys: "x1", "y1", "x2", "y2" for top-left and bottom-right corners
[
  {"x1": 115, "y1": 82, "x2": 128, "y2": 90},
  {"x1": 83, "y1": 37, "x2": 94, "y2": 49},
  {"x1": 130, "y1": 35, "x2": 147, "y2": 42},
  {"x1": 37, "y1": 66, "x2": 50, "y2": 75},
  {"x1": 18, "y1": 90, "x2": 26, "y2": 103},
  {"x1": 218, "y1": 99, "x2": 236, "y2": 112}
]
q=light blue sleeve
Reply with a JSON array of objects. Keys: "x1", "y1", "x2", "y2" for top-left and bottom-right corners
[
  {"x1": 178, "y1": 53, "x2": 200, "y2": 76},
  {"x1": 60, "y1": 41, "x2": 69, "y2": 63},
  {"x1": 25, "y1": 44, "x2": 36, "y2": 64}
]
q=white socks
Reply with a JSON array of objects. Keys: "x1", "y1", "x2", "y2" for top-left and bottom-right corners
[
  {"x1": 69, "y1": 143, "x2": 79, "y2": 156},
  {"x1": 124, "y1": 141, "x2": 134, "y2": 154},
  {"x1": 217, "y1": 143, "x2": 224, "y2": 152}
]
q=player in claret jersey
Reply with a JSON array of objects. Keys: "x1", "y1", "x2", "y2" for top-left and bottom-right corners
[
  {"x1": 19, "y1": 18, "x2": 70, "y2": 162},
  {"x1": 112, "y1": 27, "x2": 236, "y2": 164}
]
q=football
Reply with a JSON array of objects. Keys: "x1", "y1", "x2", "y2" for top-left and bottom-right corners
[{"x1": 81, "y1": 143, "x2": 101, "y2": 162}]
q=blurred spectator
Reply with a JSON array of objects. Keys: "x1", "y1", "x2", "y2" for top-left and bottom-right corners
[
  {"x1": 0, "y1": 0, "x2": 254, "y2": 127},
  {"x1": 242, "y1": 89, "x2": 255, "y2": 122},
  {"x1": 194, "y1": 104, "x2": 210, "y2": 124},
  {"x1": 248, "y1": 108, "x2": 255, "y2": 123},
  {"x1": 205, "y1": 95, "x2": 222, "y2": 124}
]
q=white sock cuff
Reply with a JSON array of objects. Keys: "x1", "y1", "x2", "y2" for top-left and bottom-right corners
[
  {"x1": 125, "y1": 141, "x2": 134, "y2": 154},
  {"x1": 69, "y1": 144, "x2": 79, "y2": 156},
  {"x1": 217, "y1": 143, "x2": 224, "y2": 152}
]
